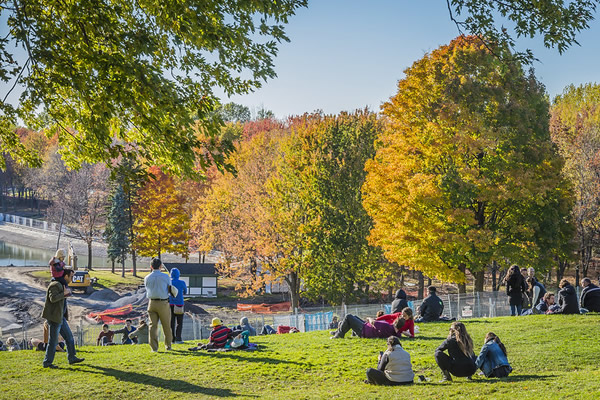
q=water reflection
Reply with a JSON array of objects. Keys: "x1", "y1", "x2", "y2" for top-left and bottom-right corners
[{"x1": 0, "y1": 240, "x2": 131, "y2": 268}]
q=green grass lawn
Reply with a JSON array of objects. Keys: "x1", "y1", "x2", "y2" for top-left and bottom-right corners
[
  {"x1": 1, "y1": 315, "x2": 599, "y2": 399},
  {"x1": 29, "y1": 269, "x2": 150, "y2": 291}
]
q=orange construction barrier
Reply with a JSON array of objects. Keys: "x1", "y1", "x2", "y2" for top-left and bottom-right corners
[{"x1": 236, "y1": 301, "x2": 291, "y2": 313}]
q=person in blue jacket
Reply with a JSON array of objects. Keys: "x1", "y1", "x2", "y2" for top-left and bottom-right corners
[
  {"x1": 169, "y1": 268, "x2": 188, "y2": 343},
  {"x1": 475, "y1": 332, "x2": 512, "y2": 378}
]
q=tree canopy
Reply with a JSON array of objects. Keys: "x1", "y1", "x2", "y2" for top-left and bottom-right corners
[
  {"x1": 0, "y1": 0, "x2": 307, "y2": 175},
  {"x1": 363, "y1": 36, "x2": 573, "y2": 288}
]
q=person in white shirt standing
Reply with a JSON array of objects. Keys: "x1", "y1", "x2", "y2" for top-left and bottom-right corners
[{"x1": 144, "y1": 258, "x2": 173, "y2": 352}]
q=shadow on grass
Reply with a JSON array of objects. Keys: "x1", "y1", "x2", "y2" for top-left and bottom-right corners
[
  {"x1": 502, "y1": 373, "x2": 556, "y2": 382},
  {"x1": 421, "y1": 373, "x2": 556, "y2": 386},
  {"x1": 76, "y1": 364, "x2": 238, "y2": 397},
  {"x1": 168, "y1": 349, "x2": 306, "y2": 366}
]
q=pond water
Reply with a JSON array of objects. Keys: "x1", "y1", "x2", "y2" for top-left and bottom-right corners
[{"x1": 0, "y1": 240, "x2": 127, "y2": 268}]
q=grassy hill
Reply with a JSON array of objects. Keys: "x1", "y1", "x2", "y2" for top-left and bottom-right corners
[{"x1": 1, "y1": 314, "x2": 599, "y2": 399}]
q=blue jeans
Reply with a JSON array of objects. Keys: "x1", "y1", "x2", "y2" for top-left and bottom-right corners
[
  {"x1": 43, "y1": 318, "x2": 77, "y2": 366},
  {"x1": 510, "y1": 304, "x2": 522, "y2": 316}
]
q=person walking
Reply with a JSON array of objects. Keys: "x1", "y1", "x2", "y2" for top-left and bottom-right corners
[
  {"x1": 169, "y1": 267, "x2": 187, "y2": 344},
  {"x1": 41, "y1": 268, "x2": 84, "y2": 368},
  {"x1": 505, "y1": 265, "x2": 527, "y2": 316},
  {"x1": 144, "y1": 258, "x2": 173, "y2": 352},
  {"x1": 434, "y1": 322, "x2": 477, "y2": 382}
]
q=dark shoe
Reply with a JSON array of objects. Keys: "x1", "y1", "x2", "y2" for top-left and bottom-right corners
[
  {"x1": 466, "y1": 375, "x2": 473, "y2": 381},
  {"x1": 43, "y1": 364, "x2": 59, "y2": 369},
  {"x1": 330, "y1": 335, "x2": 342, "y2": 339},
  {"x1": 440, "y1": 370, "x2": 453, "y2": 382},
  {"x1": 418, "y1": 375, "x2": 427, "y2": 382},
  {"x1": 68, "y1": 357, "x2": 85, "y2": 365}
]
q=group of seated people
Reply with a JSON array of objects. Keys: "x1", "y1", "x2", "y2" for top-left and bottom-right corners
[
  {"x1": 188, "y1": 317, "x2": 257, "y2": 350},
  {"x1": 524, "y1": 276, "x2": 600, "y2": 315},
  {"x1": 96, "y1": 319, "x2": 149, "y2": 346},
  {"x1": 365, "y1": 321, "x2": 512, "y2": 385}
]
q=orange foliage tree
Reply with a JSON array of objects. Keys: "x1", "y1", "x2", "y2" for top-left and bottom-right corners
[{"x1": 133, "y1": 166, "x2": 190, "y2": 259}]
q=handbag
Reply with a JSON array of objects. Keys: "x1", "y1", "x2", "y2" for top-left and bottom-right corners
[{"x1": 173, "y1": 304, "x2": 184, "y2": 315}]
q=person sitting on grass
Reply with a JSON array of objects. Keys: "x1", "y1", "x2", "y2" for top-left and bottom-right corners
[
  {"x1": 376, "y1": 307, "x2": 415, "y2": 338},
  {"x1": 376, "y1": 310, "x2": 384, "y2": 318},
  {"x1": 114, "y1": 319, "x2": 137, "y2": 344},
  {"x1": 329, "y1": 316, "x2": 339, "y2": 330},
  {"x1": 475, "y1": 332, "x2": 512, "y2": 378},
  {"x1": 234, "y1": 317, "x2": 257, "y2": 336},
  {"x1": 365, "y1": 336, "x2": 415, "y2": 386},
  {"x1": 189, "y1": 318, "x2": 232, "y2": 350},
  {"x1": 391, "y1": 289, "x2": 409, "y2": 314},
  {"x1": 331, "y1": 314, "x2": 404, "y2": 339},
  {"x1": 434, "y1": 322, "x2": 477, "y2": 382},
  {"x1": 555, "y1": 279, "x2": 580, "y2": 315},
  {"x1": 526, "y1": 277, "x2": 546, "y2": 311},
  {"x1": 415, "y1": 286, "x2": 445, "y2": 322},
  {"x1": 96, "y1": 324, "x2": 116, "y2": 346},
  {"x1": 580, "y1": 277, "x2": 600, "y2": 313},
  {"x1": 128, "y1": 319, "x2": 149, "y2": 344},
  {"x1": 536, "y1": 292, "x2": 560, "y2": 314},
  {"x1": 5, "y1": 337, "x2": 20, "y2": 351}
]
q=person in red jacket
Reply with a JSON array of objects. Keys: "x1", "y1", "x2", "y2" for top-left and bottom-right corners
[
  {"x1": 377, "y1": 307, "x2": 415, "y2": 338},
  {"x1": 189, "y1": 318, "x2": 232, "y2": 350}
]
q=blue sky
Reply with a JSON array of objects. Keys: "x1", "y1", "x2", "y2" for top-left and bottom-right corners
[
  {"x1": 225, "y1": 0, "x2": 600, "y2": 118},
  {"x1": 2, "y1": 1, "x2": 599, "y2": 120}
]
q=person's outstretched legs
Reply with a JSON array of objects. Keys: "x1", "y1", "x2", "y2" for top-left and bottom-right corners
[{"x1": 333, "y1": 314, "x2": 365, "y2": 338}]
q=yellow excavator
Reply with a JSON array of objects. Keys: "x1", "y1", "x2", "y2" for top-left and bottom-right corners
[{"x1": 66, "y1": 242, "x2": 95, "y2": 294}]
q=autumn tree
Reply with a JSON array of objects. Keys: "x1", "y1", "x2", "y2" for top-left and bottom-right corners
[
  {"x1": 363, "y1": 36, "x2": 573, "y2": 292},
  {"x1": 551, "y1": 83, "x2": 600, "y2": 286},
  {"x1": 0, "y1": 0, "x2": 307, "y2": 174},
  {"x1": 273, "y1": 111, "x2": 384, "y2": 304},
  {"x1": 133, "y1": 167, "x2": 190, "y2": 259}
]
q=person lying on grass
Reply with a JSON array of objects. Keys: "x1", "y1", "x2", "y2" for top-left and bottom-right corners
[
  {"x1": 189, "y1": 318, "x2": 232, "y2": 350},
  {"x1": 365, "y1": 336, "x2": 415, "y2": 386},
  {"x1": 97, "y1": 324, "x2": 116, "y2": 346},
  {"x1": 475, "y1": 332, "x2": 512, "y2": 378},
  {"x1": 330, "y1": 314, "x2": 405, "y2": 339},
  {"x1": 376, "y1": 307, "x2": 415, "y2": 338}
]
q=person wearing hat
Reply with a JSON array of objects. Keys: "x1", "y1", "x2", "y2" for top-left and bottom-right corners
[
  {"x1": 49, "y1": 249, "x2": 68, "y2": 287},
  {"x1": 144, "y1": 258, "x2": 173, "y2": 352},
  {"x1": 41, "y1": 268, "x2": 84, "y2": 368},
  {"x1": 188, "y1": 318, "x2": 232, "y2": 350}
]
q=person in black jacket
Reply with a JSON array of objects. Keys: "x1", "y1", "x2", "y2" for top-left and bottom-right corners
[
  {"x1": 505, "y1": 265, "x2": 527, "y2": 316},
  {"x1": 555, "y1": 279, "x2": 580, "y2": 314},
  {"x1": 434, "y1": 322, "x2": 477, "y2": 382},
  {"x1": 391, "y1": 289, "x2": 409, "y2": 314},
  {"x1": 580, "y1": 278, "x2": 600, "y2": 312},
  {"x1": 416, "y1": 286, "x2": 444, "y2": 322}
]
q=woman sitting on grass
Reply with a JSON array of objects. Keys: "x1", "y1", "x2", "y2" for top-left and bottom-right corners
[
  {"x1": 365, "y1": 336, "x2": 414, "y2": 386},
  {"x1": 434, "y1": 322, "x2": 477, "y2": 382},
  {"x1": 376, "y1": 307, "x2": 415, "y2": 338},
  {"x1": 475, "y1": 332, "x2": 512, "y2": 378}
]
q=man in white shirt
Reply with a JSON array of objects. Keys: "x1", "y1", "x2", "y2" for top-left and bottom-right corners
[{"x1": 144, "y1": 258, "x2": 173, "y2": 352}]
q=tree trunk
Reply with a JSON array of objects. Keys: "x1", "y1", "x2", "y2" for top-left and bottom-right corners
[
  {"x1": 417, "y1": 271, "x2": 424, "y2": 299},
  {"x1": 132, "y1": 249, "x2": 137, "y2": 277},
  {"x1": 491, "y1": 261, "x2": 498, "y2": 292},
  {"x1": 111, "y1": 259, "x2": 115, "y2": 274},
  {"x1": 388, "y1": 286, "x2": 393, "y2": 302},
  {"x1": 457, "y1": 263, "x2": 467, "y2": 294},
  {"x1": 474, "y1": 269, "x2": 485, "y2": 293},
  {"x1": 87, "y1": 240, "x2": 93, "y2": 270},
  {"x1": 427, "y1": 276, "x2": 432, "y2": 286},
  {"x1": 286, "y1": 271, "x2": 301, "y2": 310},
  {"x1": 557, "y1": 260, "x2": 569, "y2": 285},
  {"x1": 121, "y1": 258, "x2": 125, "y2": 278}
]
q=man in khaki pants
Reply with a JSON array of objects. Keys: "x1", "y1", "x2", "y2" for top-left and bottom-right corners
[{"x1": 144, "y1": 258, "x2": 173, "y2": 352}]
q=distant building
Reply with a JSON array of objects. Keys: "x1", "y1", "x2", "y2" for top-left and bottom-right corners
[{"x1": 163, "y1": 263, "x2": 218, "y2": 298}]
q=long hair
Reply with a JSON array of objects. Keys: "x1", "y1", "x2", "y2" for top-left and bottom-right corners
[
  {"x1": 526, "y1": 277, "x2": 535, "y2": 291},
  {"x1": 387, "y1": 336, "x2": 401, "y2": 352},
  {"x1": 485, "y1": 332, "x2": 507, "y2": 356},
  {"x1": 402, "y1": 307, "x2": 414, "y2": 320},
  {"x1": 449, "y1": 322, "x2": 474, "y2": 357},
  {"x1": 506, "y1": 264, "x2": 520, "y2": 280}
]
